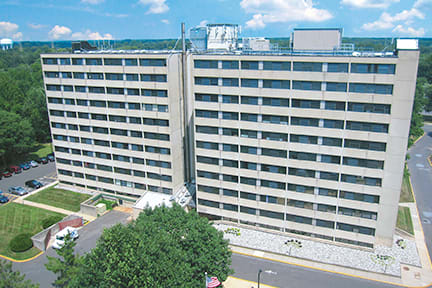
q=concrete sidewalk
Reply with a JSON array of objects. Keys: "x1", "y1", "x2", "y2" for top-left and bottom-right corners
[
  {"x1": 223, "y1": 276, "x2": 276, "y2": 288},
  {"x1": 227, "y1": 199, "x2": 432, "y2": 288}
]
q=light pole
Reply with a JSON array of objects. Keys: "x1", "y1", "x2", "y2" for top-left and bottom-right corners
[{"x1": 257, "y1": 269, "x2": 277, "y2": 288}]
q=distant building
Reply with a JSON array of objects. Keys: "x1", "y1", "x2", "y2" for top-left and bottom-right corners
[
  {"x1": 1, "y1": 38, "x2": 13, "y2": 50},
  {"x1": 41, "y1": 27, "x2": 419, "y2": 249}
]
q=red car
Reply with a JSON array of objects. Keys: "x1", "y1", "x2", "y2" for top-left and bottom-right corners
[
  {"x1": 9, "y1": 166, "x2": 22, "y2": 174},
  {"x1": 2, "y1": 170, "x2": 12, "y2": 178}
]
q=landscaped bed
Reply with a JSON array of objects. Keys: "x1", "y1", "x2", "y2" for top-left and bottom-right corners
[
  {"x1": 26, "y1": 187, "x2": 91, "y2": 212},
  {"x1": 0, "y1": 203, "x2": 65, "y2": 260},
  {"x1": 397, "y1": 206, "x2": 414, "y2": 235}
]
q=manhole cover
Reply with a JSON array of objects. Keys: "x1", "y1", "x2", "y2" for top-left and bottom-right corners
[{"x1": 403, "y1": 267, "x2": 410, "y2": 271}]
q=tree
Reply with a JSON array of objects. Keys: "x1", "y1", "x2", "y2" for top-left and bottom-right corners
[
  {"x1": 45, "y1": 234, "x2": 81, "y2": 288},
  {"x1": 0, "y1": 259, "x2": 39, "y2": 288},
  {"x1": 71, "y1": 204, "x2": 232, "y2": 287}
]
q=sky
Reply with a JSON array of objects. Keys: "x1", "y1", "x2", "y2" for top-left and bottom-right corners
[{"x1": 0, "y1": 0, "x2": 431, "y2": 41}]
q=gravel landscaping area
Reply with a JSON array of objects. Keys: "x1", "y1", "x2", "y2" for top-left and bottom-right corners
[{"x1": 215, "y1": 223, "x2": 421, "y2": 276}]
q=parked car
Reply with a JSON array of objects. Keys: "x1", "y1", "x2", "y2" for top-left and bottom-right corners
[
  {"x1": 39, "y1": 157, "x2": 48, "y2": 164},
  {"x1": 0, "y1": 194, "x2": 8, "y2": 203},
  {"x1": 52, "y1": 227, "x2": 79, "y2": 249},
  {"x1": 47, "y1": 153, "x2": 55, "y2": 162},
  {"x1": 20, "y1": 162, "x2": 31, "y2": 170},
  {"x1": 2, "y1": 170, "x2": 12, "y2": 178},
  {"x1": 25, "y1": 180, "x2": 43, "y2": 189},
  {"x1": 9, "y1": 166, "x2": 22, "y2": 174},
  {"x1": 29, "y1": 160, "x2": 39, "y2": 168},
  {"x1": 8, "y1": 186, "x2": 28, "y2": 196}
]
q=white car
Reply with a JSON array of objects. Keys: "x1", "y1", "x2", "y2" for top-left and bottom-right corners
[
  {"x1": 52, "y1": 226, "x2": 79, "y2": 249},
  {"x1": 30, "y1": 160, "x2": 39, "y2": 168}
]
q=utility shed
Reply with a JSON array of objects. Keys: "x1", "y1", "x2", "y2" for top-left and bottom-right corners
[
  {"x1": 132, "y1": 192, "x2": 173, "y2": 219},
  {"x1": 292, "y1": 28, "x2": 342, "y2": 51}
]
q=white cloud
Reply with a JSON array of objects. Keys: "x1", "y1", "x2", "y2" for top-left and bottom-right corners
[
  {"x1": 414, "y1": 0, "x2": 432, "y2": 8},
  {"x1": 81, "y1": 0, "x2": 105, "y2": 4},
  {"x1": 341, "y1": 0, "x2": 399, "y2": 9},
  {"x1": 71, "y1": 30, "x2": 113, "y2": 40},
  {"x1": 48, "y1": 25, "x2": 72, "y2": 39},
  {"x1": 361, "y1": 8, "x2": 424, "y2": 30},
  {"x1": 28, "y1": 23, "x2": 46, "y2": 29},
  {"x1": 0, "y1": 21, "x2": 19, "y2": 37},
  {"x1": 12, "y1": 32, "x2": 23, "y2": 40},
  {"x1": 161, "y1": 19, "x2": 170, "y2": 24},
  {"x1": 240, "y1": 0, "x2": 332, "y2": 29},
  {"x1": 392, "y1": 25, "x2": 425, "y2": 36},
  {"x1": 138, "y1": 0, "x2": 169, "y2": 14}
]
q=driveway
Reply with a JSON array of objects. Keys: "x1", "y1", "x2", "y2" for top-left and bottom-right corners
[{"x1": 12, "y1": 210, "x2": 130, "y2": 288}]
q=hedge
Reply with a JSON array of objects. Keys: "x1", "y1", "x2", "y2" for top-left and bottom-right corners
[{"x1": 9, "y1": 233, "x2": 33, "y2": 252}]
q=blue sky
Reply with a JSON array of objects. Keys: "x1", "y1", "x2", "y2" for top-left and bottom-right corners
[{"x1": 1, "y1": 0, "x2": 431, "y2": 41}]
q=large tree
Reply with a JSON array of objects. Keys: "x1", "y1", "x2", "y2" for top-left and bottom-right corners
[{"x1": 56, "y1": 204, "x2": 232, "y2": 288}]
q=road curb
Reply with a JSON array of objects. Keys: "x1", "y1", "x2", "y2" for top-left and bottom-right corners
[
  {"x1": 413, "y1": 132, "x2": 426, "y2": 146},
  {"x1": 0, "y1": 251, "x2": 44, "y2": 263}
]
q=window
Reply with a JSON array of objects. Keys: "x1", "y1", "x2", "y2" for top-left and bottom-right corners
[
  {"x1": 46, "y1": 84, "x2": 61, "y2": 91},
  {"x1": 222, "y1": 143, "x2": 238, "y2": 152},
  {"x1": 261, "y1": 164, "x2": 286, "y2": 174},
  {"x1": 222, "y1": 128, "x2": 238, "y2": 136},
  {"x1": 223, "y1": 204, "x2": 238, "y2": 211},
  {"x1": 325, "y1": 101, "x2": 345, "y2": 111},
  {"x1": 50, "y1": 110, "x2": 64, "y2": 117},
  {"x1": 107, "y1": 87, "x2": 124, "y2": 95},
  {"x1": 240, "y1": 129, "x2": 257, "y2": 139},
  {"x1": 95, "y1": 152, "x2": 111, "y2": 160},
  {"x1": 338, "y1": 207, "x2": 377, "y2": 220},
  {"x1": 260, "y1": 195, "x2": 285, "y2": 205},
  {"x1": 262, "y1": 148, "x2": 287, "y2": 158},
  {"x1": 68, "y1": 124, "x2": 78, "y2": 130},
  {"x1": 262, "y1": 97, "x2": 289, "y2": 107},
  {"x1": 80, "y1": 125, "x2": 90, "y2": 132},
  {"x1": 142, "y1": 89, "x2": 168, "y2": 97},
  {"x1": 108, "y1": 101, "x2": 125, "y2": 109},
  {"x1": 241, "y1": 61, "x2": 258, "y2": 70},
  {"x1": 43, "y1": 58, "x2": 57, "y2": 65},
  {"x1": 240, "y1": 206, "x2": 256, "y2": 215},
  {"x1": 90, "y1": 100, "x2": 106, "y2": 107},
  {"x1": 144, "y1": 132, "x2": 170, "y2": 141},
  {"x1": 104, "y1": 58, "x2": 122, "y2": 65},
  {"x1": 340, "y1": 191, "x2": 379, "y2": 203},
  {"x1": 320, "y1": 155, "x2": 341, "y2": 164},
  {"x1": 292, "y1": 99, "x2": 320, "y2": 109},
  {"x1": 130, "y1": 130, "x2": 142, "y2": 138},
  {"x1": 289, "y1": 168, "x2": 315, "y2": 178},
  {"x1": 45, "y1": 72, "x2": 59, "y2": 78},
  {"x1": 287, "y1": 199, "x2": 313, "y2": 210},
  {"x1": 63, "y1": 85, "x2": 73, "y2": 92},
  {"x1": 86, "y1": 58, "x2": 102, "y2": 65},
  {"x1": 322, "y1": 137, "x2": 342, "y2": 147},
  {"x1": 323, "y1": 119, "x2": 344, "y2": 129},
  {"x1": 197, "y1": 170, "x2": 219, "y2": 180},
  {"x1": 222, "y1": 159, "x2": 238, "y2": 168},
  {"x1": 197, "y1": 156, "x2": 219, "y2": 165},
  {"x1": 262, "y1": 115, "x2": 288, "y2": 124},
  {"x1": 196, "y1": 126, "x2": 218, "y2": 135},
  {"x1": 66, "y1": 111, "x2": 77, "y2": 118},
  {"x1": 263, "y1": 61, "x2": 290, "y2": 71},
  {"x1": 109, "y1": 115, "x2": 126, "y2": 123},
  {"x1": 261, "y1": 179, "x2": 286, "y2": 190},
  {"x1": 198, "y1": 185, "x2": 219, "y2": 194},
  {"x1": 222, "y1": 95, "x2": 238, "y2": 103},
  {"x1": 348, "y1": 102, "x2": 391, "y2": 114},
  {"x1": 91, "y1": 113, "x2": 107, "y2": 121},
  {"x1": 222, "y1": 60, "x2": 239, "y2": 69},
  {"x1": 143, "y1": 118, "x2": 168, "y2": 126},
  {"x1": 125, "y1": 73, "x2": 139, "y2": 81},
  {"x1": 81, "y1": 137, "x2": 92, "y2": 144},
  {"x1": 140, "y1": 59, "x2": 166, "y2": 66},
  {"x1": 72, "y1": 58, "x2": 84, "y2": 65},
  {"x1": 73, "y1": 72, "x2": 85, "y2": 79},
  {"x1": 240, "y1": 161, "x2": 257, "y2": 170},
  {"x1": 75, "y1": 86, "x2": 86, "y2": 92},
  {"x1": 241, "y1": 79, "x2": 258, "y2": 88},
  {"x1": 105, "y1": 73, "x2": 123, "y2": 81},
  {"x1": 289, "y1": 151, "x2": 316, "y2": 161},
  {"x1": 318, "y1": 188, "x2": 338, "y2": 198},
  {"x1": 195, "y1": 77, "x2": 218, "y2": 86},
  {"x1": 316, "y1": 219, "x2": 334, "y2": 228},
  {"x1": 293, "y1": 62, "x2": 322, "y2": 72},
  {"x1": 291, "y1": 117, "x2": 319, "y2": 127},
  {"x1": 327, "y1": 63, "x2": 348, "y2": 73},
  {"x1": 290, "y1": 134, "x2": 318, "y2": 144},
  {"x1": 51, "y1": 122, "x2": 66, "y2": 129},
  {"x1": 93, "y1": 127, "x2": 108, "y2": 134},
  {"x1": 129, "y1": 103, "x2": 141, "y2": 110},
  {"x1": 222, "y1": 78, "x2": 239, "y2": 87},
  {"x1": 194, "y1": 60, "x2": 218, "y2": 69},
  {"x1": 129, "y1": 117, "x2": 141, "y2": 124},
  {"x1": 141, "y1": 74, "x2": 167, "y2": 82},
  {"x1": 241, "y1": 113, "x2": 258, "y2": 122},
  {"x1": 196, "y1": 110, "x2": 218, "y2": 119},
  {"x1": 88, "y1": 86, "x2": 105, "y2": 94},
  {"x1": 262, "y1": 132, "x2": 287, "y2": 141},
  {"x1": 223, "y1": 189, "x2": 238, "y2": 197},
  {"x1": 240, "y1": 177, "x2": 256, "y2": 186},
  {"x1": 263, "y1": 80, "x2": 290, "y2": 89},
  {"x1": 241, "y1": 146, "x2": 257, "y2": 155},
  {"x1": 349, "y1": 83, "x2": 393, "y2": 95},
  {"x1": 197, "y1": 141, "x2": 218, "y2": 150},
  {"x1": 195, "y1": 94, "x2": 218, "y2": 102},
  {"x1": 87, "y1": 73, "x2": 104, "y2": 80},
  {"x1": 346, "y1": 121, "x2": 388, "y2": 133},
  {"x1": 110, "y1": 128, "x2": 127, "y2": 136},
  {"x1": 64, "y1": 98, "x2": 75, "y2": 105},
  {"x1": 145, "y1": 146, "x2": 170, "y2": 154},
  {"x1": 288, "y1": 184, "x2": 314, "y2": 194},
  {"x1": 351, "y1": 63, "x2": 395, "y2": 74},
  {"x1": 344, "y1": 139, "x2": 386, "y2": 151},
  {"x1": 337, "y1": 223, "x2": 375, "y2": 236},
  {"x1": 292, "y1": 81, "x2": 321, "y2": 91},
  {"x1": 319, "y1": 171, "x2": 339, "y2": 181},
  {"x1": 286, "y1": 214, "x2": 312, "y2": 224},
  {"x1": 222, "y1": 112, "x2": 238, "y2": 120},
  {"x1": 341, "y1": 174, "x2": 382, "y2": 186},
  {"x1": 343, "y1": 157, "x2": 384, "y2": 169},
  {"x1": 326, "y1": 82, "x2": 347, "y2": 92},
  {"x1": 125, "y1": 59, "x2": 137, "y2": 66}
]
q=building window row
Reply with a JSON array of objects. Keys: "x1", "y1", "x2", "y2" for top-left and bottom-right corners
[
  {"x1": 43, "y1": 57, "x2": 166, "y2": 67},
  {"x1": 193, "y1": 60, "x2": 395, "y2": 75},
  {"x1": 51, "y1": 122, "x2": 170, "y2": 141},
  {"x1": 50, "y1": 111, "x2": 170, "y2": 125},
  {"x1": 46, "y1": 84, "x2": 169, "y2": 95}
]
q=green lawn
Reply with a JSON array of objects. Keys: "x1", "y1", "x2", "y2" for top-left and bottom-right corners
[
  {"x1": 30, "y1": 143, "x2": 53, "y2": 159},
  {"x1": 0, "y1": 203, "x2": 65, "y2": 260},
  {"x1": 26, "y1": 187, "x2": 91, "y2": 212},
  {"x1": 396, "y1": 206, "x2": 414, "y2": 235},
  {"x1": 399, "y1": 172, "x2": 414, "y2": 203}
]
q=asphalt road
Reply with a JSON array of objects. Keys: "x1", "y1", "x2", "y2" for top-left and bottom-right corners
[
  {"x1": 13, "y1": 210, "x2": 130, "y2": 288},
  {"x1": 407, "y1": 124, "x2": 432, "y2": 263},
  {"x1": 0, "y1": 161, "x2": 56, "y2": 196},
  {"x1": 231, "y1": 253, "x2": 398, "y2": 288}
]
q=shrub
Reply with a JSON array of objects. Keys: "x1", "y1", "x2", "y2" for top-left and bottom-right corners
[
  {"x1": 9, "y1": 233, "x2": 33, "y2": 252},
  {"x1": 42, "y1": 215, "x2": 63, "y2": 229}
]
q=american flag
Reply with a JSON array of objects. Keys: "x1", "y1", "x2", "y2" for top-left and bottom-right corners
[{"x1": 206, "y1": 275, "x2": 220, "y2": 288}]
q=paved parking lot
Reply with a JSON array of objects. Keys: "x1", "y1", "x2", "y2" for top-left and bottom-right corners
[{"x1": 0, "y1": 161, "x2": 57, "y2": 201}]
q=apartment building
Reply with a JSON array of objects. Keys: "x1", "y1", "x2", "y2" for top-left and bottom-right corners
[
  {"x1": 42, "y1": 52, "x2": 185, "y2": 200},
  {"x1": 42, "y1": 27, "x2": 419, "y2": 248}
]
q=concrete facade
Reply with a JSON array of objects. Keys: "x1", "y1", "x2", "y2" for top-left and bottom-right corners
[{"x1": 42, "y1": 41, "x2": 419, "y2": 248}]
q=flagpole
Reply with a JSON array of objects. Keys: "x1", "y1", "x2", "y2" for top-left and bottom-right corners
[{"x1": 205, "y1": 272, "x2": 207, "y2": 288}]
